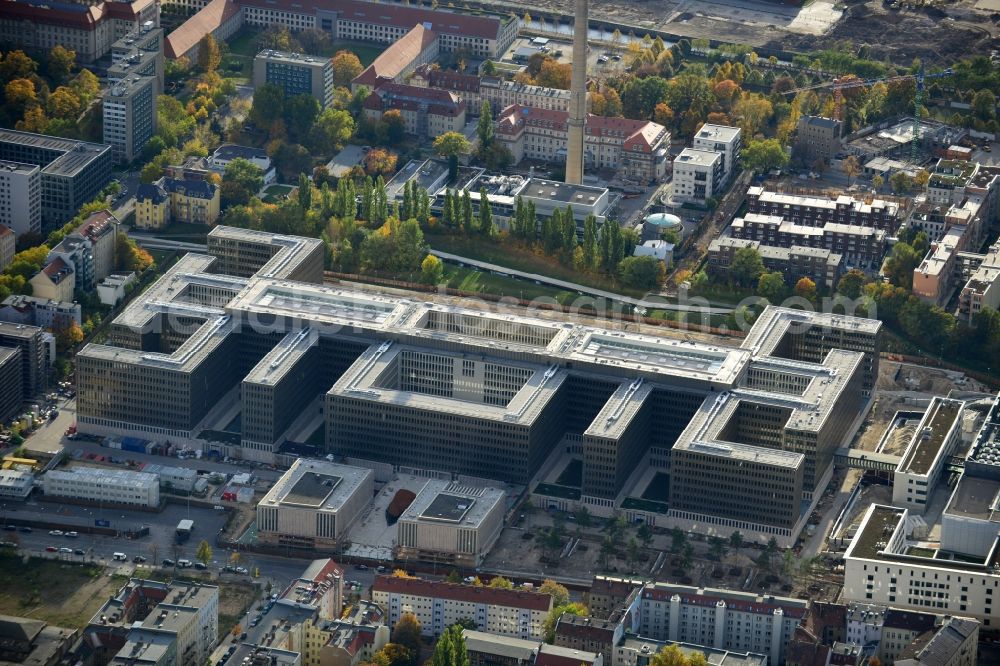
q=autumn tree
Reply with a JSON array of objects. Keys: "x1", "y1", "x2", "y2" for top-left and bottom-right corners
[
  {"x1": 420, "y1": 254, "x2": 443, "y2": 284},
  {"x1": 197, "y1": 34, "x2": 222, "y2": 73},
  {"x1": 55, "y1": 323, "x2": 84, "y2": 352},
  {"x1": 538, "y1": 580, "x2": 570, "y2": 607},
  {"x1": 794, "y1": 277, "x2": 817, "y2": 302},
  {"x1": 331, "y1": 50, "x2": 364, "y2": 87},
  {"x1": 487, "y1": 576, "x2": 513, "y2": 589},
  {"x1": 196, "y1": 539, "x2": 213, "y2": 565},
  {"x1": 433, "y1": 132, "x2": 472, "y2": 159},
  {"x1": 542, "y1": 603, "x2": 587, "y2": 643},
  {"x1": 47, "y1": 45, "x2": 76, "y2": 82},
  {"x1": 842, "y1": 155, "x2": 861, "y2": 186},
  {"x1": 15, "y1": 106, "x2": 47, "y2": 133},
  {"x1": 47, "y1": 86, "x2": 81, "y2": 120},
  {"x1": 391, "y1": 613, "x2": 422, "y2": 666},
  {"x1": 0, "y1": 51, "x2": 37, "y2": 81},
  {"x1": 310, "y1": 108, "x2": 355, "y2": 154},
  {"x1": 365, "y1": 148, "x2": 398, "y2": 177}
]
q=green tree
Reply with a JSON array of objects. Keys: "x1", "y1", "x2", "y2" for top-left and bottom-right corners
[
  {"x1": 433, "y1": 131, "x2": 472, "y2": 159},
  {"x1": 731, "y1": 246, "x2": 764, "y2": 287},
  {"x1": 538, "y1": 580, "x2": 570, "y2": 607},
  {"x1": 478, "y1": 189, "x2": 495, "y2": 236},
  {"x1": 729, "y1": 531, "x2": 743, "y2": 558},
  {"x1": 837, "y1": 268, "x2": 868, "y2": 299},
  {"x1": 542, "y1": 603, "x2": 587, "y2": 644},
  {"x1": 637, "y1": 522, "x2": 653, "y2": 547},
  {"x1": 740, "y1": 138, "x2": 789, "y2": 172},
  {"x1": 708, "y1": 535, "x2": 728, "y2": 561},
  {"x1": 477, "y1": 100, "x2": 494, "y2": 147},
  {"x1": 285, "y1": 94, "x2": 322, "y2": 142},
  {"x1": 883, "y1": 241, "x2": 922, "y2": 290},
  {"x1": 670, "y1": 527, "x2": 687, "y2": 554},
  {"x1": 461, "y1": 189, "x2": 474, "y2": 234},
  {"x1": 680, "y1": 543, "x2": 694, "y2": 572},
  {"x1": 582, "y1": 214, "x2": 598, "y2": 269},
  {"x1": 250, "y1": 83, "x2": 285, "y2": 127},
  {"x1": 420, "y1": 254, "x2": 444, "y2": 284},
  {"x1": 195, "y1": 539, "x2": 212, "y2": 566},
  {"x1": 621, "y1": 76, "x2": 670, "y2": 119},
  {"x1": 223, "y1": 158, "x2": 265, "y2": 202},
  {"x1": 573, "y1": 505, "x2": 592, "y2": 527},
  {"x1": 757, "y1": 271, "x2": 786, "y2": 303},
  {"x1": 619, "y1": 255, "x2": 664, "y2": 290},
  {"x1": 310, "y1": 108, "x2": 355, "y2": 154},
  {"x1": 297, "y1": 173, "x2": 313, "y2": 209},
  {"x1": 973, "y1": 89, "x2": 997, "y2": 121}
]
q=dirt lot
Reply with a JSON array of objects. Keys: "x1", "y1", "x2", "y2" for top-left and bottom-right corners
[
  {"x1": 217, "y1": 581, "x2": 261, "y2": 641},
  {"x1": 0, "y1": 554, "x2": 121, "y2": 628},
  {"x1": 499, "y1": 0, "x2": 997, "y2": 67}
]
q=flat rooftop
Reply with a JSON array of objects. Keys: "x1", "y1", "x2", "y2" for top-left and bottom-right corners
[
  {"x1": 283, "y1": 473, "x2": 343, "y2": 508},
  {"x1": 0, "y1": 320, "x2": 43, "y2": 339},
  {"x1": 399, "y1": 480, "x2": 505, "y2": 528},
  {"x1": 0, "y1": 160, "x2": 39, "y2": 175},
  {"x1": 945, "y1": 474, "x2": 1000, "y2": 522},
  {"x1": 899, "y1": 399, "x2": 962, "y2": 475},
  {"x1": 847, "y1": 505, "x2": 905, "y2": 560},
  {"x1": 255, "y1": 49, "x2": 328, "y2": 66},
  {"x1": 520, "y1": 178, "x2": 607, "y2": 204},
  {"x1": 695, "y1": 123, "x2": 742, "y2": 143},
  {"x1": 675, "y1": 148, "x2": 721, "y2": 167},
  {"x1": 0, "y1": 128, "x2": 110, "y2": 178},
  {"x1": 261, "y1": 459, "x2": 372, "y2": 513}
]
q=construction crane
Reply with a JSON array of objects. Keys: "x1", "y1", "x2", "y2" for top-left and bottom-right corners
[{"x1": 782, "y1": 67, "x2": 953, "y2": 161}]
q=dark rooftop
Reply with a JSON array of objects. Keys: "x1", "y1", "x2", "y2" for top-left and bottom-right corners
[
  {"x1": 851, "y1": 506, "x2": 904, "y2": 560},
  {"x1": 420, "y1": 493, "x2": 476, "y2": 523},
  {"x1": 283, "y1": 473, "x2": 342, "y2": 507}
]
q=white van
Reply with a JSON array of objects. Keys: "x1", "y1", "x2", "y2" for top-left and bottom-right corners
[
  {"x1": 112, "y1": 552, "x2": 127, "y2": 561},
  {"x1": 177, "y1": 559, "x2": 193, "y2": 568}
]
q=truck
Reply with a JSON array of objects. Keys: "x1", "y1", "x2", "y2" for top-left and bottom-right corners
[{"x1": 175, "y1": 519, "x2": 194, "y2": 543}]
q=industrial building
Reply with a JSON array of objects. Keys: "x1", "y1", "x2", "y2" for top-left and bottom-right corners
[
  {"x1": 0, "y1": 129, "x2": 113, "y2": 225},
  {"x1": 76, "y1": 226, "x2": 881, "y2": 545},
  {"x1": 0, "y1": 161, "x2": 41, "y2": 237},
  {"x1": 40, "y1": 467, "x2": 160, "y2": 508},
  {"x1": 891, "y1": 397, "x2": 965, "y2": 513},
  {"x1": 103, "y1": 75, "x2": 158, "y2": 164},
  {"x1": 256, "y1": 459, "x2": 373, "y2": 549},
  {"x1": 253, "y1": 50, "x2": 335, "y2": 109},
  {"x1": 396, "y1": 480, "x2": 505, "y2": 567},
  {"x1": 0, "y1": 469, "x2": 34, "y2": 500},
  {"x1": 372, "y1": 576, "x2": 553, "y2": 639}
]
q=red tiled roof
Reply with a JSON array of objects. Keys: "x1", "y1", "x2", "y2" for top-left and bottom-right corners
[
  {"x1": 238, "y1": 0, "x2": 502, "y2": 39},
  {"x1": 41, "y1": 257, "x2": 73, "y2": 284},
  {"x1": 414, "y1": 65, "x2": 480, "y2": 94},
  {"x1": 0, "y1": 0, "x2": 104, "y2": 31},
  {"x1": 165, "y1": 0, "x2": 242, "y2": 59},
  {"x1": 353, "y1": 24, "x2": 437, "y2": 89},
  {"x1": 365, "y1": 83, "x2": 464, "y2": 117},
  {"x1": 77, "y1": 210, "x2": 116, "y2": 241},
  {"x1": 496, "y1": 105, "x2": 666, "y2": 153},
  {"x1": 373, "y1": 575, "x2": 552, "y2": 612}
]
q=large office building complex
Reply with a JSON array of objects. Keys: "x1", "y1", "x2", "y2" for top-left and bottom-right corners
[
  {"x1": 0, "y1": 161, "x2": 41, "y2": 237},
  {"x1": 0, "y1": 346, "x2": 22, "y2": 423},
  {"x1": 76, "y1": 226, "x2": 881, "y2": 545},
  {"x1": 103, "y1": 75, "x2": 157, "y2": 164},
  {"x1": 0, "y1": 320, "x2": 47, "y2": 398},
  {"x1": 0, "y1": 130, "x2": 112, "y2": 226},
  {"x1": 253, "y1": 50, "x2": 334, "y2": 109},
  {"x1": 40, "y1": 467, "x2": 160, "y2": 508}
]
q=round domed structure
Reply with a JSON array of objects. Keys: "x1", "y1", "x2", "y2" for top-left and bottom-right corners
[{"x1": 643, "y1": 212, "x2": 683, "y2": 230}]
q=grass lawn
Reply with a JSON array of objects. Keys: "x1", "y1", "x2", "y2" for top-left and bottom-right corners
[
  {"x1": 429, "y1": 232, "x2": 646, "y2": 299},
  {"x1": 262, "y1": 184, "x2": 296, "y2": 204},
  {"x1": 225, "y1": 28, "x2": 261, "y2": 58},
  {"x1": 0, "y1": 555, "x2": 121, "y2": 628},
  {"x1": 443, "y1": 264, "x2": 580, "y2": 304},
  {"x1": 155, "y1": 222, "x2": 211, "y2": 243},
  {"x1": 217, "y1": 581, "x2": 261, "y2": 641},
  {"x1": 329, "y1": 41, "x2": 386, "y2": 66}
]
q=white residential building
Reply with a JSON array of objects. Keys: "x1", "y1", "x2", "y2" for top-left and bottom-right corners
[
  {"x1": 208, "y1": 144, "x2": 276, "y2": 185},
  {"x1": 692, "y1": 123, "x2": 742, "y2": 183},
  {"x1": 672, "y1": 149, "x2": 723, "y2": 205},
  {"x1": 372, "y1": 576, "x2": 553, "y2": 640},
  {"x1": 41, "y1": 468, "x2": 160, "y2": 507},
  {"x1": 0, "y1": 161, "x2": 41, "y2": 237},
  {"x1": 256, "y1": 459, "x2": 373, "y2": 549}
]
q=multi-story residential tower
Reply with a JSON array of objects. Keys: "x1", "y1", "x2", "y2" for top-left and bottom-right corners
[
  {"x1": 103, "y1": 75, "x2": 157, "y2": 164},
  {"x1": 0, "y1": 161, "x2": 41, "y2": 237},
  {"x1": 253, "y1": 50, "x2": 334, "y2": 109}
]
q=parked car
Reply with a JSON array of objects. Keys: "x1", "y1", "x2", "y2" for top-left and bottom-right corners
[
  {"x1": 3, "y1": 525, "x2": 15, "y2": 531},
  {"x1": 19, "y1": 526, "x2": 31, "y2": 533},
  {"x1": 45, "y1": 546, "x2": 57, "y2": 552},
  {"x1": 74, "y1": 549, "x2": 85, "y2": 556},
  {"x1": 58, "y1": 547, "x2": 73, "y2": 554},
  {"x1": 49, "y1": 530, "x2": 63, "y2": 536},
  {"x1": 194, "y1": 562, "x2": 207, "y2": 570},
  {"x1": 133, "y1": 555, "x2": 147, "y2": 563},
  {"x1": 65, "y1": 531, "x2": 78, "y2": 538},
  {"x1": 162, "y1": 558, "x2": 175, "y2": 567}
]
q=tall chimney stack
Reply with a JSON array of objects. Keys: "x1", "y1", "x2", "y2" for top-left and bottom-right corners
[{"x1": 565, "y1": 0, "x2": 588, "y2": 185}]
